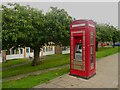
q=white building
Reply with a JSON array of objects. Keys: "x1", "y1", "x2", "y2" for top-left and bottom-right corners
[{"x1": 1, "y1": 44, "x2": 70, "y2": 61}]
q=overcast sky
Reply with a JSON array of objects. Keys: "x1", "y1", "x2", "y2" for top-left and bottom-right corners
[{"x1": 3, "y1": 2, "x2": 118, "y2": 27}]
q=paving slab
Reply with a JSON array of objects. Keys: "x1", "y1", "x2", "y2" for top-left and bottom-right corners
[{"x1": 34, "y1": 53, "x2": 118, "y2": 88}]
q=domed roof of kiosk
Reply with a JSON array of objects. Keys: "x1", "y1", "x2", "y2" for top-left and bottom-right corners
[
  {"x1": 70, "y1": 19, "x2": 95, "y2": 28},
  {"x1": 71, "y1": 19, "x2": 95, "y2": 24}
]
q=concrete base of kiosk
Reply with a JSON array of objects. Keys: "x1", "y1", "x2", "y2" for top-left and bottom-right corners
[{"x1": 69, "y1": 73, "x2": 96, "y2": 80}]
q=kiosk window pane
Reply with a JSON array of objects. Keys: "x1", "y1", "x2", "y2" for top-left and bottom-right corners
[
  {"x1": 74, "y1": 43, "x2": 82, "y2": 61},
  {"x1": 73, "y1": 42, "x2": 84, "y2": 70},
  {"x1": 90, "y1": 46, "x2": 94, "y2": 63},
  {"x1": 90, "y1": 32, "x2": 94, "y2": 44},
  {"x1": 91, "y1": 46, "x2": 94, "y2": 54},
  {"x1": 90, "y1": 31, "x2": 94, "y2": 69}
]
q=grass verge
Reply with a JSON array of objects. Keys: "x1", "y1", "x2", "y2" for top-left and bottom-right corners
[
  {"x1": 96, "y1": 47, "x2": 119, "y2": 58},
  {"x1": 2, "y1": 47, "x2": 119, "y2": 78},
  {"x1": 2, "y1": 66, "x2": 69, "y2": 88},
  {"x1": 2, "y1": 58, "x2": 30, "y2": 68},
  {"x1": 2, "y1": 54, "x2": 69, "y2": 78}
]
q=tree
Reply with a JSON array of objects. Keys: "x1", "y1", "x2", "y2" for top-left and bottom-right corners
[
  {"x1": 96, "y1": 23, "x2": 120, "y2": 50},
  {"x1": 0, "y1": 9, "x2": 1, "y2": 52},
  {"x1": 96, "y1": 24, "x2": 111, "y2": 50},
  {"x1": 95, "y1": 24, "x2": 109, "y2": 50},
  {"x1": 117, "y1": 29, "x2": 120, "y2": 42},
  {"x1": 108, "y1": 25, "x2": 119, "y2": 48},
  {"x1": 45, "y1": 7, "x2": 72, "y2": 53},
  {"x1": 2, "y1": 3, "x2": 47, "y2": 66},
  {"x1": 96, "y1": 24, "x2": 101, "y2": 51}
]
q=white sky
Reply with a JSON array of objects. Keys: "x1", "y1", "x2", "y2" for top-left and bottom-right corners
[
  {"x1": 13, "y1": 2, "x2": 118, "y2": 27},
  {"x1": 1, "y1": 1, "x2": 118, "y2": 27}
]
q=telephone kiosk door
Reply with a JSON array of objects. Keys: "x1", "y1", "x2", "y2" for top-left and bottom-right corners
[{"x1": 73, "y1": 36, "x2": 85, "y2": 71}]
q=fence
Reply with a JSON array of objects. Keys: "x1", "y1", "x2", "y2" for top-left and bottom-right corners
[
  {"x1": 0, "y1": 54, "x2": 1, "y2": 62},
  {"x1": 0, "y1": 46, "x2": 70, "y2": 61}
]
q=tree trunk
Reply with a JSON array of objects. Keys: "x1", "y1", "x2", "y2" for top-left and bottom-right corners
[
  {"x1": 55, "y1": 45, "x2": 62, "y2": 54},
  {"x1": 2, "y1": 50, "x2": 6, "y2": 62},
  {"x1": 113, "y1": 41, "x2": 115, "y2": 48},
  {"x1": 32, "y1": 47, "x2": 40, "y2": 66},
  {"x1": 24, "y1": 47, "x2": 26, "y2": 58},
  {"x1": 96, "y1": 41, "x2": 98, "y2": 51}
]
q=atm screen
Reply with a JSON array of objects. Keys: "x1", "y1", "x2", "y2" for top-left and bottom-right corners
[{"x1": 74, "y1": 43, "x2": 82, "y2": 61}]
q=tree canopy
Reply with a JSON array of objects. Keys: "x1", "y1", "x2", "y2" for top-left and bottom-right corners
[
  {"x1": 2, "y1": 3, "x2": 48, "y2": 65},
  {"x1": 96, "y1": 23, "x2": 120, "y2": 49},
  {"x1": 2, "y1": 3, "x2": 73, "y2": 65},
  {"x1": 45, "y1": 7, "x2": 72, "y2": 46},
  {"x1": 2, "y1": 3, "x2": 120, "y2": 65}
]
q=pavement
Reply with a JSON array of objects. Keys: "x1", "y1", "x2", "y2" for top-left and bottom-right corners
[{"x1": 34, "y1": 53, "x2": 118, "y2": 88}]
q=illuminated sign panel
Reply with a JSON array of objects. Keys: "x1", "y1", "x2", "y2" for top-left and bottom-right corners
[
  {"x1": 88, "y1": 24, "x2": 95, "y2": 27},
  {"x1": 72, "y1": 23, "x2": 86, "y2": 28}
]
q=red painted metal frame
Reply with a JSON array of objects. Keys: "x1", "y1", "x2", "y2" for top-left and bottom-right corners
[{"x1": 70, "y1": 19, "x2": 96, "y2": 79}]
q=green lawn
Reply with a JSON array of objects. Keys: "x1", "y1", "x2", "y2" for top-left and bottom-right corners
[
  {"x1": 96, "y1": 47, "x2": 119, "y2": 58},
  {"x1": 2, "y1": 46, "x2": 119, "y2": 88},
  {"x1": 2, "y1": 54, "x2": 69, "y2": 78},
  {"x1": 3, "y1": 66, "x2": 69, "y2": 88},
  {"x1": 98, "y1": 47, "x2": 114, "y2": 51},
  {"x1": 2, "y1": 47, "x2": 119, "y2": 79},
  {"x1": 2, "y1": 58, "x2": 30, "y2": 68}
]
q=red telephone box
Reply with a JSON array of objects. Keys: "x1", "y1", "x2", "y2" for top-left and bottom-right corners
[{"x1": 70, "y1": 19, "x2": 96, "y2": 79}]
